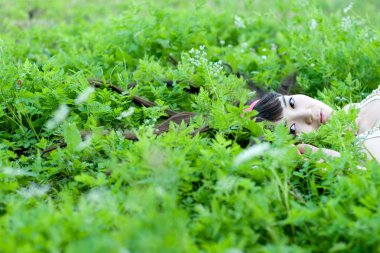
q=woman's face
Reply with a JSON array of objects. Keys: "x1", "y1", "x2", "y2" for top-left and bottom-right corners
[{"x1": 278, "y1": 94, "x2": 334, "y2": 135}]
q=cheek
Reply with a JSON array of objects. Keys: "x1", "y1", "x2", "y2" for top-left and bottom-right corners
[
  {"x1": 317, "y1": 100, "x2": 333, "y2": 113},
  {"x1": 297, "y1": 124, "x2": 316, "y2": 134}
]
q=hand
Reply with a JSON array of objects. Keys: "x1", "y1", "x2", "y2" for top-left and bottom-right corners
[
  {"x1": 297, "y1": 144, "x2": 341, "y2": 158},
  {"x1": 296, "y1": 144, "x2": 367, "y2": 171}
]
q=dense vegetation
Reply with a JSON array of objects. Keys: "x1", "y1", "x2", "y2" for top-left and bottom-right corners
[{"x1": 1, "y1": 0, "x2": 380, "y2": 252}]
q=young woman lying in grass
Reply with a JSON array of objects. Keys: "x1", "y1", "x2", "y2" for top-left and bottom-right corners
[{"x1": 245, "y1": 86, "x2": 380, "y2": 163}]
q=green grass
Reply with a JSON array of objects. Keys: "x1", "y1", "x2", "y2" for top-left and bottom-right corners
[{"x1": 1, "y1": 0, "x2": 380, "y2": 252}]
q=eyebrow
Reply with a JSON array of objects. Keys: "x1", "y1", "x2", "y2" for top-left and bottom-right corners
[
  {"x1": 281, "y1": 95, "x2": 287, "y2": 108},
  {"x1": 281, "y1": 95, "x2": 288, "y2": 126}
]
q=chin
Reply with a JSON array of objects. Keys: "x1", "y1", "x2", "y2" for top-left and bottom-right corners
[
  {"x1": 320, "y1": 106, "x2": 333, "y2": 124},
  {"x1": 325, "y1": 107, "x2": 334, "y2": 120}
]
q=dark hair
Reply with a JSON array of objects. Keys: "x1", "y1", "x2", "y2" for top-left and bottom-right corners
[{"x1": 250, "y1": 92, "x2": 284, "y2": 122}]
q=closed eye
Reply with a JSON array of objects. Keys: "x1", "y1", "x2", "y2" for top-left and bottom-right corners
[
  {"x1": 289, "y1": 97, "x2": 295, "y2": 108},
  {"x1": 289, "y1": 123, "x2": 296, "y2": 135}
]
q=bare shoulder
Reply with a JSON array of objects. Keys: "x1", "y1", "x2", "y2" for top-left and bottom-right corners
[
  {"x1": 362, "y1": 138, "x2": 380, "y2": 163},
  {"x1": 343, "y1": 103, "x2": 358, "y2": 112}
]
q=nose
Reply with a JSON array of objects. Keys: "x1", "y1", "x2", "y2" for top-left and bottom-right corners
[
  {"x1": 305, "y1": 109, "x2": 313, "y2": 125},
  {"x1": 292, "y1": 109, "x2": 313, "y2": 125}
]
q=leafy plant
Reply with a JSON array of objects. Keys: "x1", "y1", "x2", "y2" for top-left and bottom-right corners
[{"x1": 0, "y1": 0, "x2": 379, "y2": 252}]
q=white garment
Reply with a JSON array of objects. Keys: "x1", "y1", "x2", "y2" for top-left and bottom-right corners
[{"x1": 355, "y1": 85, "x2": 380, "y2": 141}]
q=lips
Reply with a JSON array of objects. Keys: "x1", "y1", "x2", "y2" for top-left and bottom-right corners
[{"x1": 320, "y1": 110, "x2": 325, "y2": 124}]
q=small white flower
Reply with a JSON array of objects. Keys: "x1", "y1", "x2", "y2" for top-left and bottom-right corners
[
  {"x1": 46, "y1": 104, "x2": 70, "y2": 130},
  {"x1": 241, "y1": 42, "x2": 248, "y2": 49},
  {"x1": 234, "y1": 15, "x2": 246, "y2": 29},
  {"x1": 189, "y1": 46, "x2": 208, "y2": 68},
  {"x1": 262, "y1": 55, "x2": 267, "y2": 60},
  {"x1": 189, "y1": 46, "x2": 223, "y2": 78},
  {"x1": 310, "y1": 19, "x2": 318, "y2": 30},
  {"x1": 117, "y1": 107, "x2": 135, "y2": 120},
  {"x1": 220, "y1": 40, "x2": 225, "y2": 46},
  {"x1": 343, "y1": 3, "x2": 353, "y2": 13},
  {"x1": 233, "y1": 143, "x2": 270, "y2": 166},
  {"x1": 342, "y1": 16, "x2": 352, "y2": 31},
  {"x1": 207, "y1": 60, "x2": 223, "y2": 77},
  {"x1": 74, "y1": 86, "x2": 95, "y2": 105},
  {"x1": 17, "y1": 183, "x2": 50, "y2": 198}
]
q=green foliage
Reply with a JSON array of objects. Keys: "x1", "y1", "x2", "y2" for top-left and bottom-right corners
[{"x1": 0, "y1": 0, "x2": 380, "y2": 252}]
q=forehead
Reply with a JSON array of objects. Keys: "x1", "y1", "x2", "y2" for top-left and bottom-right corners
[{"x1": 277, "y1": 94, "x2": 311, "y2": 124}]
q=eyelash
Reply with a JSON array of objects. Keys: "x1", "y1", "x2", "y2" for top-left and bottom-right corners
[
  {"x1": 289, "y1": 97, "x2": 296, "y2": 134},
  {"x1": 290, "y1": 123, "x2": 296, "y2": 135},
  {"x1": 289, "y1": 97, "x2": 295, "y2": 108}
]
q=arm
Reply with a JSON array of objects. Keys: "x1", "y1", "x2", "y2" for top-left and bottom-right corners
[
  {"x1": 298, "y1": 142, "x2": 378, "y2": 168},
  {"x1": 297, "y1": 144, "x2": 341, "y2": 158}
]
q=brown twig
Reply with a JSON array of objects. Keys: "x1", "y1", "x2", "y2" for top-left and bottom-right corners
[
  {"x1": 122, "y1": 112, "x2": 209, "y2": 141},
  {"x1": 42, "y1": 64, "x2": 274, "y2": 156},
  {"x1": 88, "y1": 79, "x2": 177, "y2": 117},
  {"x1": 41, "y1": 114, "x2": 209, "y2": 154},
  {"x1": 167, "y1": 54, "x2": 178, "y2": 66},
  {"x1": 41, "y1": 142, "x2": 67, "y2": 156}
]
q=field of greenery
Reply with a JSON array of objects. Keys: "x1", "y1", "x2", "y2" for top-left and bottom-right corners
[{"x1": 1, "y1": 0, "x2": 380, "y2": 252}]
